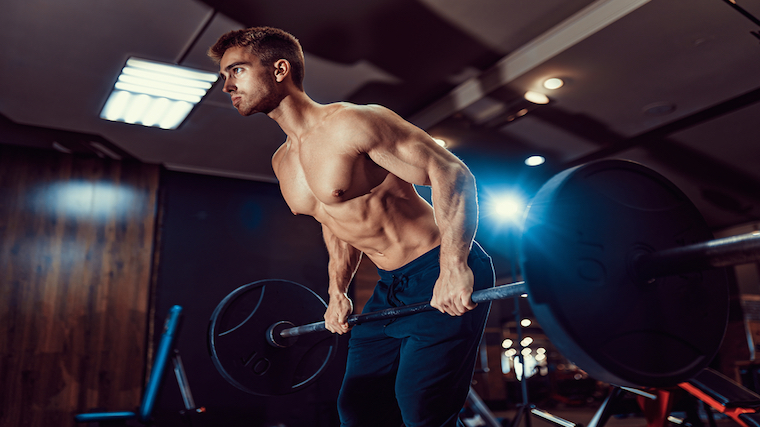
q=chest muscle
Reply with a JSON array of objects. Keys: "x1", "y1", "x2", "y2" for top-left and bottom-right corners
[{"x1": 277, "y1": 145, "x2": 387, "y2": 216}]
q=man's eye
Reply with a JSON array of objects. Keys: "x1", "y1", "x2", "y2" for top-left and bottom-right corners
[{"x1": 233, "y1": 67, "x2": 242, "y2": 74}]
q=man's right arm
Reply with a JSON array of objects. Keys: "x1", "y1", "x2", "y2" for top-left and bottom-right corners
[{"x1": 322, "y1": 223, "x2": 362, "y2": 334}]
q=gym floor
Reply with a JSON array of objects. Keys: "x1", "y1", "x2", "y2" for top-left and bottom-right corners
[{"x1": 488, "y1": 405, "x2": 738, "y2": 427}]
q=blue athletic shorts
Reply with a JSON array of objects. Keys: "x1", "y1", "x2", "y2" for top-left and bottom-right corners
[{"x1": 338, "y1": 242, "x2": 495, "y2": 427}]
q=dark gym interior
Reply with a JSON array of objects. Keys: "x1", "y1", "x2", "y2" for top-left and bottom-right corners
[{"x1": 2, "y1": 1, "x2": 760, "y2": 426}]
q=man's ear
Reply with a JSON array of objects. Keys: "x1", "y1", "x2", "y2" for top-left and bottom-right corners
[{"x1": 273, "y1": 59, "x2": 290, "y2": 83}]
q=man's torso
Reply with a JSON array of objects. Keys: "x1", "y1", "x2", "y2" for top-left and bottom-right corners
[{"x1": 272, "y1": 104, "x2": 441, "y2": 270}]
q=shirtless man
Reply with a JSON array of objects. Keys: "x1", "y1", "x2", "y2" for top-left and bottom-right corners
[{"x1": 209, "y1": 27, "x2": 495, "y2": 427}]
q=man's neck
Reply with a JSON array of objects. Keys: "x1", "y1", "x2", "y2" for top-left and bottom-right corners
[{"x1": 267, "y1": 91, "x2": 323, "y2": 141}]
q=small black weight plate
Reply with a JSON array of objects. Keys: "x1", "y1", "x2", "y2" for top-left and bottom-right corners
[
  {"x1": 208, "y1": 279, "x2": 338, "y2": 395},
  {"x1": 520, "y1": 159, "x2": 729, "y2": 388}
]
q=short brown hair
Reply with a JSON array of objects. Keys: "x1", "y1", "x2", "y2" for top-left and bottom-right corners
[{"x1": 208, "y1": 26, "x2": 305, "y2": 90}]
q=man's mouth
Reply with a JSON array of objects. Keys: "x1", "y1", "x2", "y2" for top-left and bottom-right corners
[{"x1": 231, "y1": 96, "x2": 241, "y2": 107}]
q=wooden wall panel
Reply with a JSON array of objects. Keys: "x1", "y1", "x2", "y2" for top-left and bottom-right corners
[{"x1": 0, "y1": 145, "x2": 159, "y2": 427}]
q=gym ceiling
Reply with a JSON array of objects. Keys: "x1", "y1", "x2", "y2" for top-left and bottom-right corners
[{"x1": 1, "y1": 0, "x2": 759, "y2": 231}]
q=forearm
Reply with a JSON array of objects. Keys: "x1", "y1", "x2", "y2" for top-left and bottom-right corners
[
  {"x1": 323, "y1": 224, "x2": 363, "y2": 297},
  {"x1": 322, "y1": 224, "x2": 361, "y2": 333},
  {"x1": 430, "y1": 163, "x2": 478, "y2": 269}
]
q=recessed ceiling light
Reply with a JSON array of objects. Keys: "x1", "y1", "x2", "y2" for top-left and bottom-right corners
[
  {"x1": 543, "y1": 78, "x2": 564, "y2": 90},
  {"x1": 525, "y1": 155, "x2": 545, "y2": 166},
  {"x1": 524, "y1": 91, "x2": 550, "y2": 105},
  {"x1": 100, "y1": 57, "x2": 218, "y2": 130},
  {"x1": 432, "y1": 138, "x2": 447, "y2": 147}
]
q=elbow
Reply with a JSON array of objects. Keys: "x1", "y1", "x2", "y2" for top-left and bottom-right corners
[
  {"x1": 427, "y1": 158, "x2": 476, "y2": 194},
  {"x1": 450, "y1": 162, "x2": 475, "y2": 193},
  {"x1": 429, "y1": 162, "x2": 477, "y2": 200}
]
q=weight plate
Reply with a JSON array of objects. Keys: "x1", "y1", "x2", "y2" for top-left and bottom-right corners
[
  {"x1": 208, "y1": 279, "x2": 339, "y2": 395},
  {"x1": 520, "y1": 159, "x2": 729, "y2": 388}
]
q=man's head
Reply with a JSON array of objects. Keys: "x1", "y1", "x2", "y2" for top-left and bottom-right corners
[{"x1": 208, "y1": 26, "x2": 305, "y2": 91}]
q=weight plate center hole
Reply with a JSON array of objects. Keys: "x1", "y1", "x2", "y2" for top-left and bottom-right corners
[
  {"x1": 267, "y1": 320, "x2": 298, "y2": 348},
  {"x1": 627, "y1": 243, "x2": 657, "y2": 285}
]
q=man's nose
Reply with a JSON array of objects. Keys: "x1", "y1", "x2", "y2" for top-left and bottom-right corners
[{"x1": 222, "y1": 80, "x2": 235, "y2": 93}]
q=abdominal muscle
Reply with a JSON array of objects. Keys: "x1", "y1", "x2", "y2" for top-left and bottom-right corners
[{"x1": 314, "y1": 181, "x2": 442, "y2": 271}]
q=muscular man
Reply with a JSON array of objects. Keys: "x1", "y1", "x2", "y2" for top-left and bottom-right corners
[{"x1": 209, "y1": 27, "x2": 495, "y2": 427}]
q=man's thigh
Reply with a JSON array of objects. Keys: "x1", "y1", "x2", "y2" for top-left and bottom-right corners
[{"x1": 339, "y1": 327, "x2": 404, "y2": 427}]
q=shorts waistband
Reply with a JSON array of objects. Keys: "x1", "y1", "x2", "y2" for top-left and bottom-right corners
[{"x1": 376, "y1": 241, "x2": 487, "y2": 280}]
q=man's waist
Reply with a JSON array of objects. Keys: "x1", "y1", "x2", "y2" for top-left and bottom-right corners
[
  {"x1": 363, "y1": 237, "x2": 439, "y2": 270},
  {"x1": 375, "y1": 241, "x2": 488, "y2": 279},
  {"x1": 375, "y1": 245, "x2": 441, "y2": 279}
]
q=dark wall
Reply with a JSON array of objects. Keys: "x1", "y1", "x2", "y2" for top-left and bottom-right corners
[
  {"x1": 0, "y1": 145, "x2": 160, "y2": 427},
  {"x1": 150, "y1": 169, "x2": 347, "y2": 427}
]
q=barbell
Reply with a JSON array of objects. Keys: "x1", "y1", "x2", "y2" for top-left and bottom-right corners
[{"x1": 208, "y1": 159, "x2": 760, "y2": 396}]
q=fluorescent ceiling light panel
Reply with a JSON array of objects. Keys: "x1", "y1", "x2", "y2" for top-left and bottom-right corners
[{"x1": 100, "y1": 58, "x2": 218, "y2": 130}]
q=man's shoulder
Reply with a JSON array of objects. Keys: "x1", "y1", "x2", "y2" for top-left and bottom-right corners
[
  {"x1": 324, "y1": 103, "x2": 401, "y2": 132},
  {"x1": 326, "y1": 102, "x2": 392, "y2": 118},
  {"x1": 313, "y1": 103, "x2": 416, "y2": 153},
  {"x1": 271, "y1": 138, "x2": 290, "y2": 174}
]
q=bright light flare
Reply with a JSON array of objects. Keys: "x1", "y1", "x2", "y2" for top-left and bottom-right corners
[{"x1": 488, "y1": 193, "x2": 526, "y2": 225}]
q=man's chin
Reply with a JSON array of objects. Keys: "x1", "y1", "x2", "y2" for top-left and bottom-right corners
[{"x1": 235, "y1": 106, "x2": 256, "y2": 116}]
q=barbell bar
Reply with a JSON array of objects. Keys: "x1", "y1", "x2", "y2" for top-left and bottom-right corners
[
  {"x1": 208, "y1": 159, "x2": 760, "y2": 396},
  {"x1": 273, "y1": 281, "x2": 529, "y2": 344},
  {"x1": 635, "y1": 231, "x2": 760, "y2": 281},
  {"x1": 273, "y1": 230, "x2": 760, "y2": 344}
]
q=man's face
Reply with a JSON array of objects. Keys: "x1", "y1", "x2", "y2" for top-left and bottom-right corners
[{"x1": 219, "y1": 46, "x2": 281, "y2": 116}]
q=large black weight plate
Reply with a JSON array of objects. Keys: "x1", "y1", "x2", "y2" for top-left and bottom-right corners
[
  {"x1": 520, "y1": 159, "x2": 729, "y2": 388},
  {"x1": 208, "y1": 279, "x2": 338, "y2": 395}
]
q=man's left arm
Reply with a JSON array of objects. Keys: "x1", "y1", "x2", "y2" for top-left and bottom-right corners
[
  {"x1": 426, "y1": 151, "x2": 479, "y2": 316},
  {"x1": 355, "y1": 105, "x2": 480, "y2": 316}
]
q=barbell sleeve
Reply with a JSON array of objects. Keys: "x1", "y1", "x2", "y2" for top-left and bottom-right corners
[
  {"x1": 279, "y1": 280, "x2": 528, "y2": 339},
  {"x1": 636, "y1": 231, "x2": 760, "y2": 281}
]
